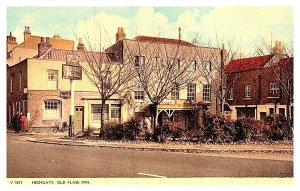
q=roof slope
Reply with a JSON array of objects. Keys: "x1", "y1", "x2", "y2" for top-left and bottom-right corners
[
  {"x1": 40, "y1": 49, "x2": 110, "y2": 62},
  {"x1": 133, "y1": 35, "x2": 196, "y2": 47},
  {"x1": 224, "y1": 55, "x2": 272, "y2": 73}
]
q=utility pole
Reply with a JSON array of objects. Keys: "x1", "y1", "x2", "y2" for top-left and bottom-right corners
[{"x1": 69, "y1": 79, "x2": 75, "y2": 137}]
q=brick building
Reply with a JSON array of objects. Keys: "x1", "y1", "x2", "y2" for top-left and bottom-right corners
[
  {"x1": 7, "y1": 27, "x2": 223, "y2": 131},
  {"x1": 224, "y1": 45, "x2": 293, "y2": 120},
  {"x1": 106, "y1": 27, "x2": 222, "y2": 129}
]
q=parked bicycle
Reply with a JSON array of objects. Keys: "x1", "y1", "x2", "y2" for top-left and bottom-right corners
[{"x1": 47, "y1": 121, "x2": 69, "y2": 133}]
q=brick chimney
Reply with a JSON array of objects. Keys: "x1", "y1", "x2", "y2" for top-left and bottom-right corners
[
  {"x1": 272, "y1": 41, "x2": 283, "y2": 54},
  {"x1": 178, "y1": 27, "x2": 181, "y2": 40},
  {"x1": 116, "y1": 27, "x2": 126, "y2": 42},
  {"x1": 7, "y1": 32, "x2": 18, "y2": 52},
  {"x1": 38, "y1": 37, "x2": 52, "y2": 57},
  {"x1": 221, "y1": 43, "x2": 227, "y2": 65},
  {"x1": 23, "y1": 26, "x2": 31, "y2": 42},
  {"x1": 77, "y1": 38, "x2": 85, "y2": 51}
]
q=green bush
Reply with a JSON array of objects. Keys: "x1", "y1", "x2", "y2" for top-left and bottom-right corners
[
  {"x1": 152, "y1": 125, "x2": 171, "y2": 142},
  {"x1": 81, "y1": 126, "x2": 96, "y2": 138},
  {"x1": 170, "y1": 128, "x2": 184, "y2": 141},
  {"x1": 123, "y1": 116, "x2": 142, "y2": 140},
  {"x1": 263, "y1": 115, "x2": 293, "y2": 141},
  {"x1": 100, "y1": 122, "x2": 124, "y2": 140},
  {"x1": 233, "y1": 117, "x2": 252, "y2": 142},
  {"x1": 183, "y1": 129, "x2": 204, "y2": 143}
]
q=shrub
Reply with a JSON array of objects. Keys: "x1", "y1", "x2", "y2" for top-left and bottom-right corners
[
  {"x1": 263, "y1": 115, "x2": 293, "y2": 141},
  {"x1": 100, "y1": 122, "x2": 124, "y2": 140},
  {"x1": 123, "y1": 116, "x2": 142, "y2": 140},
  {"x1": 202, "y1": 113, "x2": 218, "y2": 142},
  {"x1": 170, "y1": 128, "x2": 184, "y2": 141},
  {"x1": 233, "y1": 117, "x2": 252, "y2": 142},
  {"x1": 80, "y1": 126, "x2": 96, "y2": 138},
  {"x1": 183, "y1": 129, "x2": 204, "y2": 143},
  {"x1": 152, "y1": 125, "x2": 171, "y2": 142}
]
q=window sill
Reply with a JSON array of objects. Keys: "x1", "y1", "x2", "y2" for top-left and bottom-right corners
[
  {"x1": 42, "y1": 118, "x2": 62, "y2": 121},
  {"x1": 243, "y1": 98, "x2": 251, "y2": 100},
  {"x1": 227, "y1": 99, "x2": 233, "y2": 101},
  {"x1": 267, "y1": 96, "x2": 280, "y2": 99}
]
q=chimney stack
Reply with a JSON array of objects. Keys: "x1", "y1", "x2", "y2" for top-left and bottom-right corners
[
  {"x1": 77, "y1": 38, "x2": 85, "y2": 51},
  {"x1": 7, "y1": 32, "x2": 18, "y2": 52},
  {"x1": 23, "y1": 26, "x2": 31, "y2": 42},
  {"x1": 272, "y1": 41, "x2": 283, "y2": 54},
  {"x1": 38, "y1": 37, "x2": 52, "y2": 57},
  {"x1": 178, "y1": 27, "x2": 181, "y2": 40},
  {"x1": 116, "y1": 27, "x2": 126, "y2": 42},
  {"x1": 221, "y1": 43, "x2": 227, "y2": 65}
]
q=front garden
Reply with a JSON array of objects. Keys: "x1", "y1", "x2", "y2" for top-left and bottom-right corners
[{"x1": 79, "y1": 113, "x2": 293, "y2": 144}]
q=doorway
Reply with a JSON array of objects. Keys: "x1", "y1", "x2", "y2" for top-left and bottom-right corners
[{"x1": 74, "y1": 106, "x2": 84, "y2": 131}]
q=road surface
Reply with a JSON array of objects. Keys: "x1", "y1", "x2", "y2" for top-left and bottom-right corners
[{"x1": 7, "y1": 138, "x2": 293, "y2": 178}]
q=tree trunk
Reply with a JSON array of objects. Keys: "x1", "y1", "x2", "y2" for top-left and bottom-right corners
[
  {"x1": 99, "y1": 99, "x2": 106, "y2": 138},
  {"x1": 152, "y1": 103, "x2": 158, "y2": 130},
  {"x1": 286, "y1": 97, "x2": 290, "y2": 120}
]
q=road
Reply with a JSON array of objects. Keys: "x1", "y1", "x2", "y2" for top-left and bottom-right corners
[{"x1": 7, "y1": 138, "x2": 293, "y2": 178}]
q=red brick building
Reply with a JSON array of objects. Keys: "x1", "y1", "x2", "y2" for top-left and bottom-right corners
[{"x1": 225, "y1": 53, "x2": 293, "y2": 120}]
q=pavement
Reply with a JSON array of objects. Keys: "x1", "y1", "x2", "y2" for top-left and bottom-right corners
[{"x1": 7, "y1": 129, "x2": 293, "y2": 161}]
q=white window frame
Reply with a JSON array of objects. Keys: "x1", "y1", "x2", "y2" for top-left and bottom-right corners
[
  {"x1": 245, "y1": 85, "x2": 251, "y2": 98},
  {"x1": 44, "y1": 99, "x2": 62, "y2": 119},
  {"x1": 91, "y1": 104, "x2": 108, "y2": 121},
  {"x1": 134, "y1": 84, "x2": 144, "y2": 100},
  {"x1": 110, "y1": 104, "x2": 121, "y2": 119},
  {"x1": 171, "y1": 85, "x2": 179, "y2": 100},
  {"x1": 228, "y1": 87, "x2": 233, "y2": 100},
  {"x1": 153, "y1": 57, "x2": 160, "y2": 70},
  {"x1": 269, "y1": 82, "x2": 279, "y2": 96},
  {"x1": 47, "y1": 69, "x2": 58, "y2": 90},
  {"x1": 171, "y1": 58, "x2": 180, "y2": 70},
  {"x1": 187, "y1": 83, "x2": 196, "y2": 101},
  {"x1": 188, "y1": 60, "x2": 196, "y2": 71},
  {"x1": 203, "y1": 84, "x2": 211, "y2": 102},
  {"x1": 135, "y1": 56, "x2": 145, "y2": 68},
  {"x1": 203, "y1": 61, "x2": 211, "y2": 72}
]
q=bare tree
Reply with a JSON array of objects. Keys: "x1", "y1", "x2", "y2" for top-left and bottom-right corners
[
  {"x1": 124, "y1": 39, "x2": 198, "y2": 128},
  {"x1": 254, "y1": 40, "x2": 293, "y2": 120},
  {"x1": 74, "y1": 30, "x2": 136, "y2": 137},
  {"x1": 194, "y1": 38, "x2": 240, "y2": 115}
]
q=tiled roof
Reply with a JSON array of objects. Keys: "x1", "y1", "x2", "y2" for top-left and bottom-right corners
[
  {"x1": 40, "y1": 49, "x2": 110, "y2": 63},
  {"x1": 277, "y1": 57, "x2": 293, "y2": 66},
  {"x1": 224, "y1": 55, "x2": 272, "y2": 73},
  {"x1": 133, "y1": 35, "x2": 196, "y2": 47}
]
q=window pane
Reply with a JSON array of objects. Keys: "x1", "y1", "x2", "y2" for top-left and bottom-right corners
[
  {"x1": 44, "y1": 100, "x2": 61, "y2": 119},
  {"x1": 187, "y1": 83, "x2": 196, "y2": 101},
  {"x1": 203, "y1": 84, "x2": 211, "y2": 101},
  {"x1": 111, "y1": 104, "x2": 120, "y2": 119},
  {"x1": 91, "y1": 104, "x2": 108, "y2": 121},
  {"x1": 47, "y1": 70, "x2": 58, "y2": 90},
  {"x1": 171, "y1": 85, "x2": 179, "y2": 100},
  {"x1": 245, "y1": 85, "x2": 251, "y2": 97},
  {"x1": 188, "y1": 60, "x2": 196, "y2": 71},
  {"x1": 134, "y1": 84, "x2": 144, "y2": 100}
]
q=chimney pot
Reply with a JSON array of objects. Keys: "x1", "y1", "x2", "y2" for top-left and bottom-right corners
[
  {"x1": 116, "y1": 27, "x2": 126, "y2": 42},
  {"x1": 38, "y1": 37, "x2": 52, "y2": 57},
  {"x1": 77, "y1": 38, "x2": 85, "y2": 51}
]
